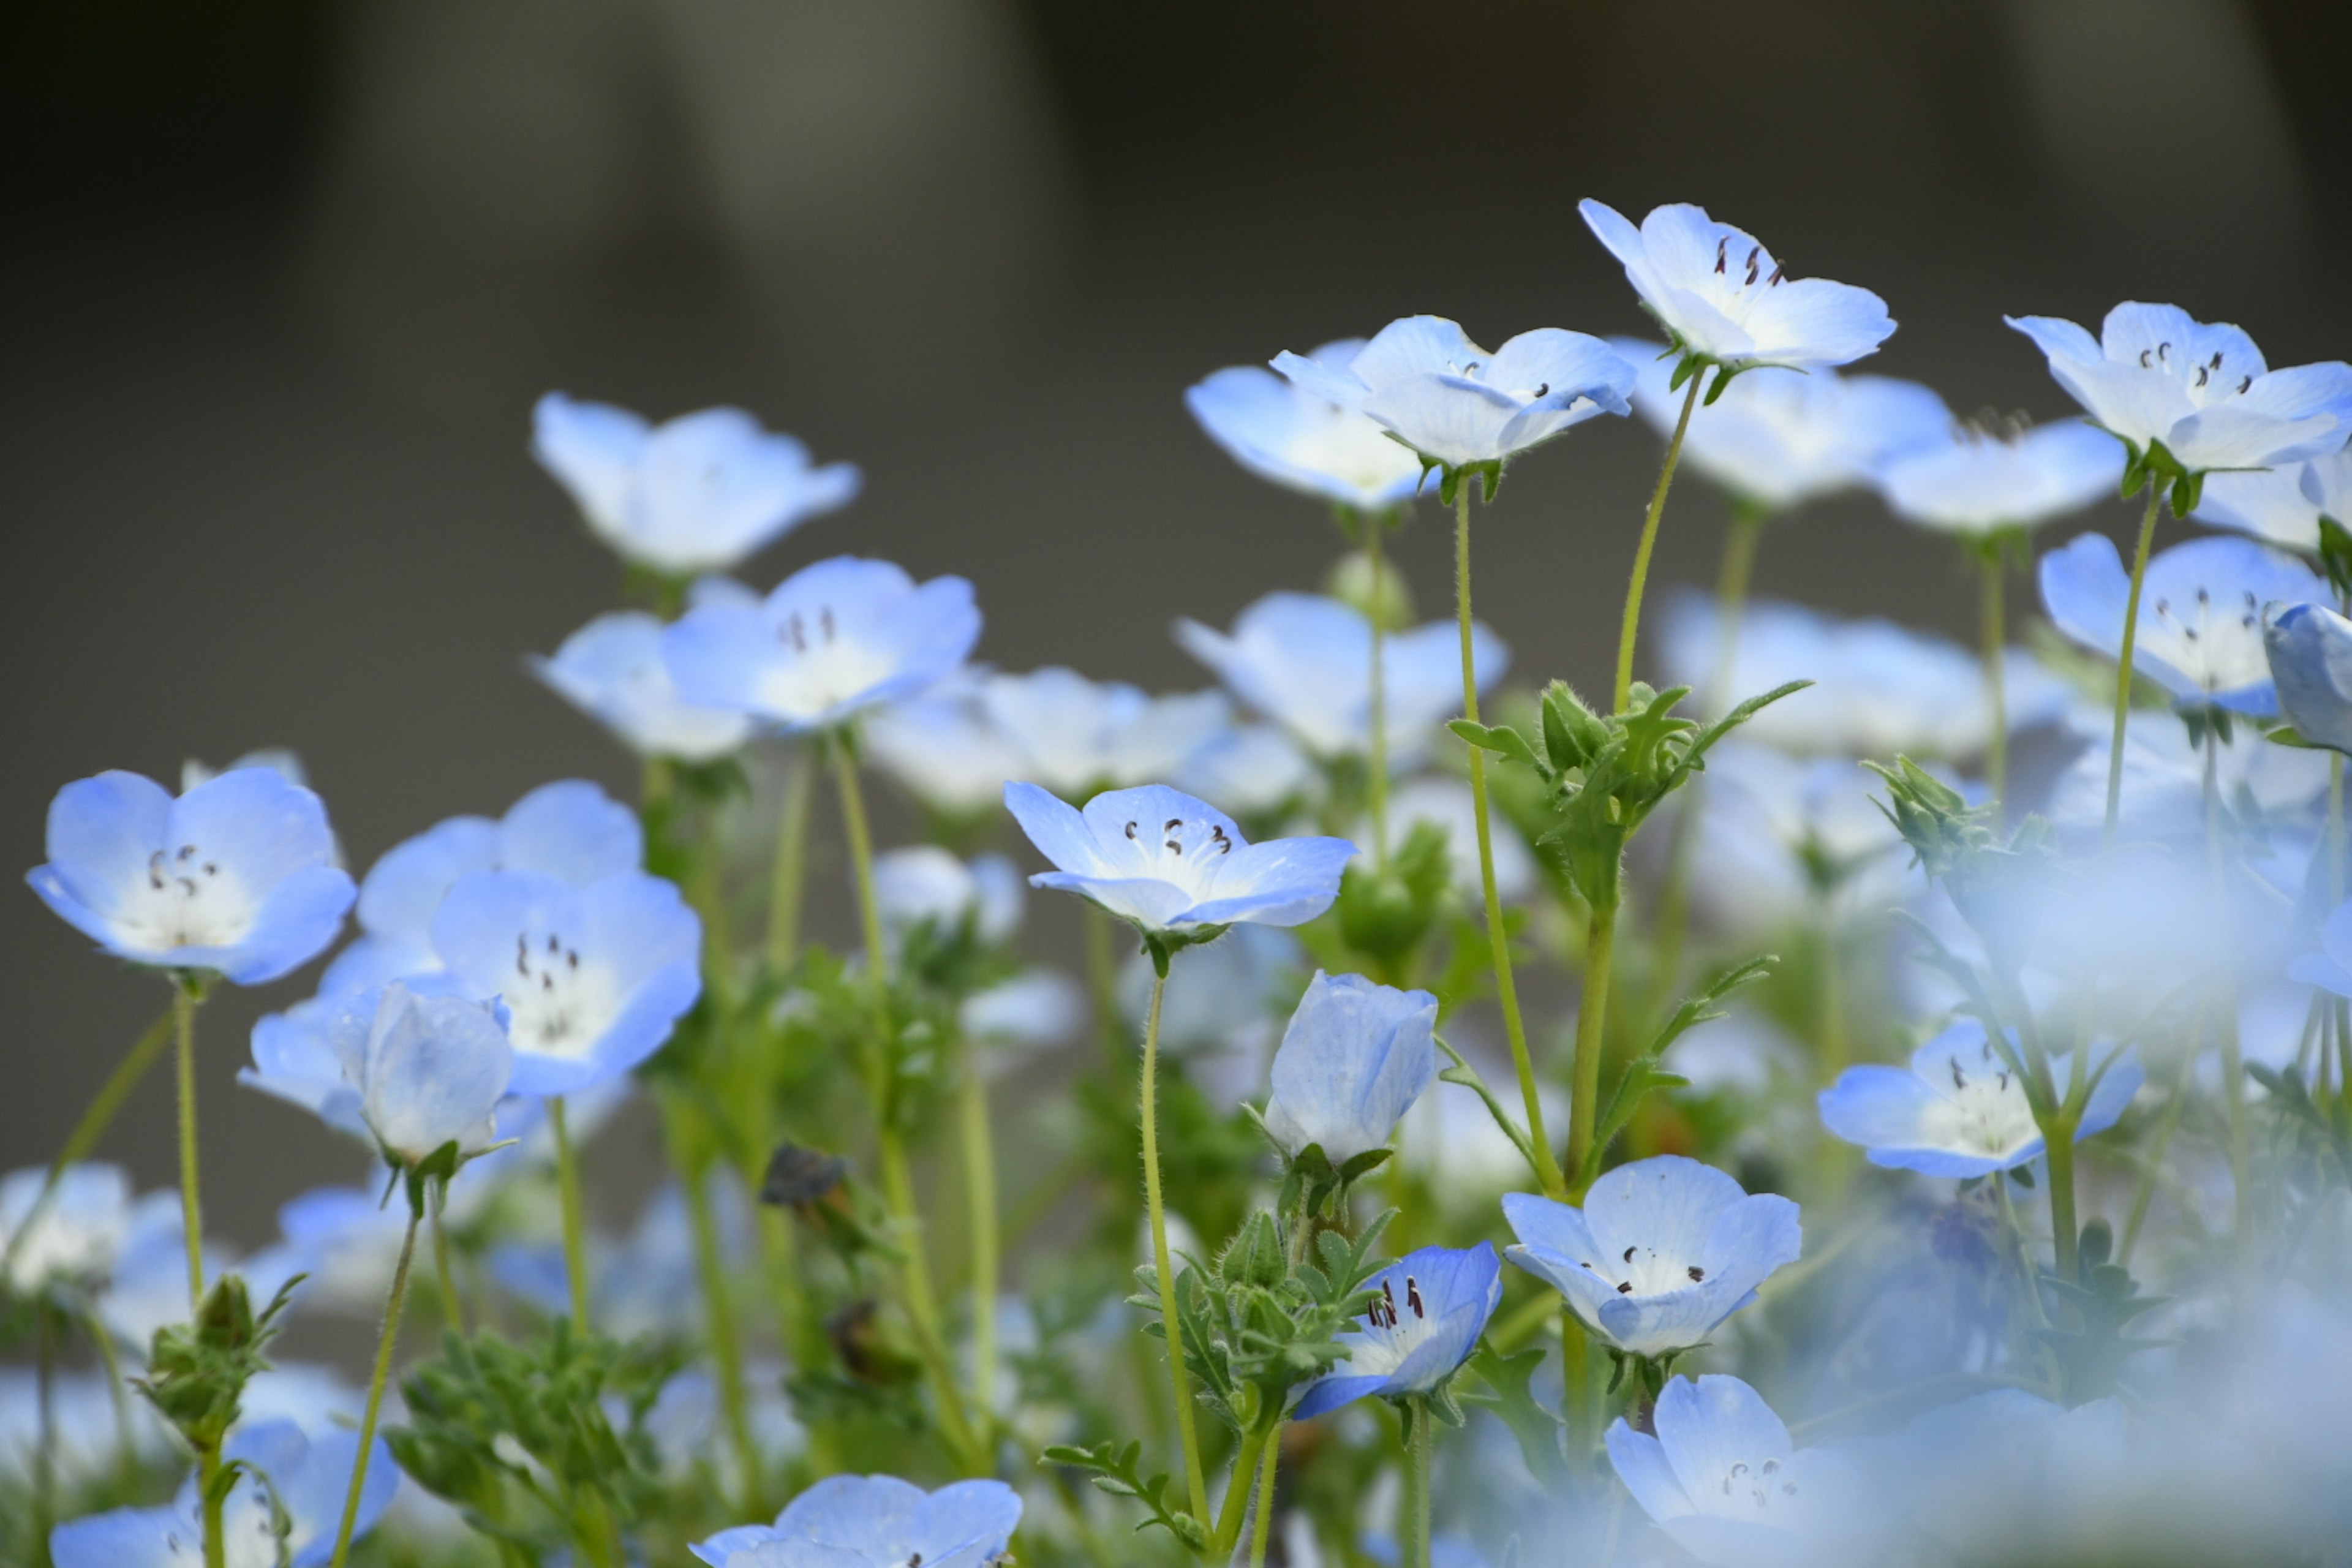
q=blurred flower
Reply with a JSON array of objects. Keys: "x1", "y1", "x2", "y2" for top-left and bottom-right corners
[
  {"x1": 271, "y1": 1185, "x2": 413, "y2": 1313},
  {"x1": 1687, "y1": 742, "x2": 1910, "y2": 932},
  {"x1": 1581, "y1": 200, "x2": 1895, "y2": 372},
  {"x1": 1005, "y1": 782, "x2": 1352, "y2": 937},
  {"x1": 322, "y1": 778, "x2": 643, "y2": 995},
  {"x1": 873, "y1": 847, "x2": 1024, "y2": 947},
  {"x1": 1656, "y1": 591, "x2": 2063, "y2": 758},
  {"x1": 1261, "y1": 971, "x2": 1439, "y2": 1164},
  {"x1": 2265, "y1": 600, "x2": 2352, "y2": 752},
  {"x1": 532, "y1": 393, "x2": 859, "y2": 575},
  {"x1": 429, "y1": 867, "x2": 701, "y2": 1096},
  {"x1": 2197, "y1": 448, "x2": 2352, "y2": 552},
  {"x1": 0, "y1": 1163, "x2": 130, "y2": 1292},
  {"x1": 1876, "y1": 418, "x2": 2122, "y2": 537},
  {"x1": 1608, "y1": 1374, "x2": 1868, "y2": 1567},
  {"x1": 94, "y1": 1192, "x2": 241, "y2": 1348},
  {"x1": 1272, "y1": 315, "x2": 1632, "y2": 471},
  {"x1": 2040, "y1": 532, "x2": 2324, "y2": 715},
  {"x1": 244, "y1": 981, "x2": 510, "y2": 1170},
  {"x1": 959, "y1": 970, "x2": 1085, "y2": 1059},
  {"x1": 28, "y1": 767, "x2": 355, "y2": 984},
  {"x1": 1187, "y1": 345, "x2": 1431, "y2": 510},
  {"x1": 2290, "y1": 898, "x2": 2352, "y2": 1000},
  {"x1": 691, "y1": 1474, "x2": 1023, "y2": 1568},
  {"x1": 48, "y1": 1415, "x2": 396, "y2": 1568},
  {"x1": 1615, "y1": 336, "x2": 1945, "y2": 510},
  {"x1": 865, "y1": 685, "x2": 1030, "y2": 818},
  {"x1": 2046, "y1": 701, "x2": 2328, "y2": 839},
  {"x1": 1377, "y1": 775, "x2": 1534, "y2": 903},
  {"x1": 979, "y1": 668, "x2": 1231, "y2": 799},
  {"x1": 1177, "y1": 592, "x2": 1506, "y2": 763},
  {"x1": 637, "y1": 1361, "x2": 804, "y2": 1486},
  {"x1": 1817, "y1": 1020, "x2": 2141, "y2": 1178},
  {"x1": 0, "y1": 1366, "x2": 170, "y2": 1486},
  {"x1": 2007, "y1": 304, "x2": 2352, "y2": 475},
  {"x1": 1291, "y1": 1243, "x2": 1502, "y2": 1419},
  {"x1": 1172, "y1": 722, "x2": 1316, "y2": 819},
  {"x1": 494, "y1": 1174, "x2": 752, "y2": 1341},
  {"x1": 663, "y1": 556, "x2": 979, "y2": 734},
  {"x1": 1504, "y1": 1156, "x2": 1800, "y2": 1359},
  {"x1": 532, "y1": 610, "x2": 758, "y2": 763}
]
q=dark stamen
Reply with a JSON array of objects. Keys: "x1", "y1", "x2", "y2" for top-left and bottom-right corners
[{"x1": 1688, "y1": 1265, "x2": 1705, "y2": 1281}]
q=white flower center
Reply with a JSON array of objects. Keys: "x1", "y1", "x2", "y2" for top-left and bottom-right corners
[
  {"x1": 1102, "y1": 812, "x2": 1235, "y2": 894},
  {"x1": 2144, "y1": 582, "x2": 2268, "y2": 696},
  {"x1": 1702, "y1": 1451, "x2": 1799, "y2": 1515},
  {"x1": 1439, "y1": 358, "x2": 1553, "y2": 406},
  {"x1": 111, "y1": 841, "x2": 260, "y2": 952},
  {"x1": 498, "y1": 927, "x2": 620, "y2": 1061},
  {"x1": 755, "y1": 602, "x2": 899, "y2": 718},
  {"x1": 2127, "y1": 337, "x2": 2253, "y2": 408},
  {"x1": 1567, "y1": 1241, "x2": 1709, "y2": 1300},
  {"x1": 1917, "y1": 1040, "x2": 2041, "y2": 1159},
  {"x1": 1690, "y1": 234, "x2": 1788, "y2": 326}
]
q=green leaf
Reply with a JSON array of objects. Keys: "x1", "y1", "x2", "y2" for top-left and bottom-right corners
[
  {"x1": 1447, "y1": 719, "x2": 1539, "y2": 769},
  {"x1": 1461, "y1": 1344, "x2": 1567, "y2": 1485},
  {"x1": 1433, "y1": 1036, "x2": 1542, "y2": 1183}
]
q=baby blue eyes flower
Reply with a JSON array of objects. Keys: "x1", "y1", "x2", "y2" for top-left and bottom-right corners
[
  {"x1": 533, "y1": 610, "x2": 758, "y2": 763},
  {"x1": 29, "y1": 767, "x2": 355, "y2": 985},
  {"x1": 429, "y1": 867, "x2": 702, "y2": 1096},
  {"x1": 2198, "y1": 448, "x2": 2352, "y2": 554},
  {"x1": 1261, "y1": 971, "x2": 1439, "y2": 1165},
  {"x1": 662, "y1": 555, "x2": 981, "y2": 733},
  {"x1": 1607, "y1": 1374, "x2": 1861, "y2": 1568},
  {"x1": 244, "y1": 981, "x2": 513, "y2": 1170},
  {"x1": 1177, "y1": 591, "x2": 1507, "y2": 762},
  {"x1": 691, "y1": 1473, "x2": 1023, "y2": 1568},
  {"x1": 1272, "y1": 314, "x2": 1634, "y2": 472},
  {"x1": 1817, "y1": 1020, "x2": 2142, "y2": 1179},
  {"x1": 1005, "y1": 782, "x2": 1354, "y2": 937},
  {"x1": 1503, "y1": 1155, "x2": 1800, "y2": 1359},
  {"x1": 2006, "y1": 303, "x2": 2352, "y2": 478},
  {"x1": 1580, "y1": 200, "x2": 1896, "y2": 374},
  {"x1": 1877, "y1": 418, "x2": 2124, "y2": 537},
  {"x1": 0, "y1": 1163, "x2": 131, "y2": 1292},
  {"x1": 2040, "y1": 532, "x2": 2324, "y2": 715},
  {"x1": 873, "y1": 847, "x2": 1024, "y2": 947},
  {"x1": 979, "y1": 668, "x2": 1232, "y2": 799},
  {"x1": 532, "y1": 393, "x2": 860, "y2": 576},
  {"x1": 1187, "y1": 344, "x2": 1433, "y2": 510},
  {"x1": 2266, "y1": 601, "x2": 2352, "y2": 752},
  {"x1": 1290, "y1": 1242, "x2": 1501, "y2": 1420}
]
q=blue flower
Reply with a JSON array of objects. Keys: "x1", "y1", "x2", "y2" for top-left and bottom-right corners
[
  {"x1": 1614, "y1": 337, "x2": 1946, "y2": 510},
  {"x1": 2199, "y1": 448, "x2": 2352, "y2": 554},
  {"x1": 1172, "y1": 723, "x2": 1316, "y2": 820},
  {"x1": 1272, "y1": 315, "x2": 1632, "y2": 471},
  {"x1": 1261, "y1": 971, "x2": 1439, "y2": 1164},
  {"x1": 1291, "y1": 1243, "x2": 1501, "y2": 1419},
  {"x1": 662, "y1": 556, "x2": 981, "y2": 733},
  {"x1": 1005, "y1": 782, "x2": 1353, "y2": 937},
  {"x1": 493, "y1": 1174, "x2": 752, "y2": 1341},
  {"x1": 244, "y1": 981, "x2": 512, "y2": 1170},
  {"x1": 322, "y1": 779, "x2": 643, "y2": 995},
  {"x1": 1686, "y1": 741, "x2": 1913, "y2": 934},
  {"x1": 1877, "y1": 419, "x2": 2123, "y2": 537},
  {"x1": 872, "y1": 847, "x2": 1025, "y2": 948},
  {"x1": 1607, "y1": 1374, "x2": 1867, "y2": 1568},
  {"x1": 1177, "y1": 591, "x2": 1507, "y2": 763},
  {"x1": 2290, "y1": 899, "x2": 2352, "y2": 1000},
  {"x1": 2007, "y1": 304, "x2": 2352, "y2": 475},
  {"x1": 979, "y1": 668, "x2": 1233, "y2": 799},
  {"x1": 1818, "y1": 1021, "x2": 2142, "y2": 1178},
  {"x1": 1188, "y1": 345, "x2": 1433, "y2": 510},
  {"x1": 865, "y1": 682, "x2": 1032, "y2": 817},
  {"x1": 429, "y1": 867, "x2": 701, "y2": 1096},
  {"x1": 28, "y1": 767, "x2": 355, "y2": 985},
  {"x1": 1580, "y1": 201, "x2": 1895, "y2": 372},
  {"x1": 2267, "y1": 600, "x2": 2352, "y2": 752},
  {"x1": 2039, "y1": 532, "x2": 2324, "y2": 715},
  {"x1": 532, "y1": 393, "x2": 859, "y2": 575},
  {"x1": 1504, "y1": 1155, "x2": 1800, "y2": 1359},
  {"x1": 692, "y1": 1473, "x2": 1023, "y2": 1568},
  {"x1": 533, "y1": 610, "x2": 758, "y2": 763},
  {"x1": 50, "y1": 1416, "x2": 396, "y2": 1568},
  {"x1": 0, "y1": 1163, "x2": 132, "y2": 1293}
]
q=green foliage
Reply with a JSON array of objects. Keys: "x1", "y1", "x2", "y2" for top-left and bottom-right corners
[
  {"x1": 1038, "y1": 1438, "x2": 1209, "y2": 1551},
  {"x1": 1867, "y1": 756, "x2": 2060, "y2": 977},
  {"x1": 134, "y1": 1272, "x2": 301, "y2": 1460},
  {"x1": 1337, "y1": 819, "x2": 1453, "y2": 966},
  {"x1": 2036, "y1": 1219, "x2": 2171, "y2": 1404},
  {"x1": 1577, "y1": 957, "x2": 1775, "y2": 1188}
]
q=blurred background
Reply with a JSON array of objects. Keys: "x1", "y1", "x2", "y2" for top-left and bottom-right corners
[{"x1": 4, "y1": 0, "x2": 2347, "y2": 1246}]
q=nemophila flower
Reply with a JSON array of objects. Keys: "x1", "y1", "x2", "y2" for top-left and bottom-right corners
[
  {"x1": 1187, "y1": 346, "x2": 1431, "y2": 510},
  {"x1": 1177, "y1": 592, "x2": 1507, "y2": 763},
  {"x1": 1172, "y1": 723, "x2": 1316, "y2": 820},
  {"x1": 980, "y1": 668, "x2": 1232, "y2": 798},
  {"x1": 1005, "y1": 782, "x2": 1353, "y2": 939},
  {"x1": 1504, "y1": 1155, "x2": 1800, "y2": 1359},
  {"x1": 244, "y1": 981, "x2": 511, "y2": 1170},
  {"x1": 2007, "y1": 304, "x2": 2352, "y2": 480},
  {"x1": 662, "y1": 556, "x2": 980, "y2": 733},
  {"x1": 692, "y1": 1474, "x2": 1023, "y2": 1568},
  {"x1": 1607, "y1": 1374, "x2": 1867, "y2": 1568},
  {"x1": 1580, "y1": 200, "x2": 1895, "y2": 374},
  {"x1": 1261, "y1": 971, "x2": 1439, "y2": 1165},
  {"x1": 1291, "y1": 1243, "x2": 1500, "y2": 1420},
  {"x1": 429, "y1": 866, "x2": 701, "y2": 1095},
  {"x1": 1272, "y1": 315, "x2": 1633, "y2": 473},
  {"x1": 0, "y1": 1163, "x2": 131, "y2": 1292},
  {"x1": 864, "y1": 685, "x2": 1030, "y2": 817},
  {"x1": 1877, "y1": 418, "x2": 2122, "y2": 537},
  {"x1": 1656, "y1": 591, "x2": 2064, "y2": 759},
  {"x1": 2267, "y1": 601, "x2": 2352, "y2": 752},
  {"x1": 2047, "y1": 701, "x2": 2328, "y2": 839},
  {"x1": 323, "y1": 778, "x2": 642, "y2": 994},
  {"x1": 532, "y1": 393, "x2": 859, "y2": 576},
  {"x1": 532, "y1": 611, "x2": 757, "y2": 763},
  {"x1": 50, "y1": 1416, "x2": 396, "y2": 1568},
  {"x1": 872, "y1": 847, "x2": 1023, "y2": 948},
  {"x1": 29, "y1": 767, "x2": 355, "y2": 984},
  {"x1": 2040, "y1": 532, "x2": 2324, "y2": 715},
  {"x1": 2198, "y1": 448, "x2": 2352, "y2": 553},
  {"x1": 1818, "y1": 1021, "x2": 2141, "y2": 1178},
  {"x1": 960, "y1": 970, "x2": 1085, "y2": 1057},
  {"x1": 1615, "y1": 337, "x2": 1947, "y2": 510},
  {"x1": 1690, "y1": 742, "x2": 1912, "y2": 932}
]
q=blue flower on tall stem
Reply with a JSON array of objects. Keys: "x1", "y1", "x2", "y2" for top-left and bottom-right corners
[
  {"x1": 1187, "y1": 345, "x2": 1433, "y2": 510},
  {"x1": 533, "y1": 611, "x2": 758, "y2": 763},
  {"x1": 1291, "y1": 1243, "x2": 1501, "y2": 1420},
  {"x1": 532, "y1": 393, "x2": 859, "y2": 576},
  {"x1": 1261, "y1": 971, "x2": 1439, "y2": 1166},
  {"x1": 2266, "y1": 601, "x2": 2352, "y2": 752},
  {"x1": 692, "y1": 1474, "x2": 1023, "y2": 1568}
]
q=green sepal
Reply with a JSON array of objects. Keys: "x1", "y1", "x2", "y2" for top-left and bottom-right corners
[{"x1": 1039, "y1": 1439, "x2": 1211, "y2": 1550}]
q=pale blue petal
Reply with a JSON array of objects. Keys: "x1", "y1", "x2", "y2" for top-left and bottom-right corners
[
  {"x1": 1581, "y1": 1156, "x2": 1748, "y2": 1265},
  {"x1": 39, "y1": 771, "x2": 172, "y2": 925},
  {"x1": 168, "y1": 767, "x2": 338, "y2": 894},
  {"x1": 2038, "y1": 532, "x2": 2136, "y2": 665},
  {"x1": 217, "y1": 865, "x2": 357, "y2": 984},
  {"x1": 1004, "y1": 782, "x2": 1106, "y2": 876},
  {"x1": 2076, "y1": 1049, "x2": 2143, "y2": 1141},
  {"x1": 1607, "y1": 1420, "x2": 1694, "y2": 1524},
  {"x1": 1270, "y1": 349, "x2": 1370, "y2": 408},
  {"x1": 1654, "y1": 1374, "x2": 1792, "y2": 1505},
  {"x1": 49, "y1": 1503, "x2": 195, "y2": 1568},
  {"x1": 2270, "y1": 602, "x2": 2352, "y2": 752},
  {"x1": 1347, "y1": 316, "x2": 1484, "y2": 388},
  {"x1": 353, "y1": 816, "x2": 498, "y2": 945},
  {"x1": 498, "y1": 780, "x2": 643, "y2": 884},
  {"x1": 533, "y1": 392, "x2": 649, "y2": 532},
  {"x1": 2004, "y1": 313, "x2": 2101, "y2": 364}
]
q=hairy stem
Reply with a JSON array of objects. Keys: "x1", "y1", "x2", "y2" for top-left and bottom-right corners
[
  {"x1": 2104, "y1": 485, "x2": 2164, "y2": 837},
  {"x1": 766, "y1": 746, "x2": 813, "y2": 971},
  {"x1": 1614, "y1": 371, "x2": 1704, "y2": 712},
  {"x1": 1140, "y1": 968, "x2": 1210, "y2": 1521},
  {"x1": 1211, "y1": 1421, "x2": 1273, "y2": 1558},
  {"x1": 430, "y1": 1183, "x2": 464, "y2": 1336},
  {"x1": 1401, "y1": 1400, "x2": 1433, "y2": 1568},
  {"x1": 1248, "y1": 1427, "x2": 1280, "y2": 1568},
  {"x1": 1565, "y1": 900, "x2": 1619, "y2": 1193},
  {"x1": 172, "y1": 979, "x2": 206, "y2": 1310},
  {"x1": 551, "y1": 1096, "x2": 591, "y2": 1329},
  {"x1": 328, "y1": 1207, "x2": 418, "y2": 1568}
]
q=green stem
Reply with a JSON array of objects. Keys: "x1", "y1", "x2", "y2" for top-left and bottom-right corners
[
  {"x1": 1980, "y1": 543, "x2": 2008, "y2": 804},
  {"x1": 2104, "y1": 485, "x2": 2164, "y2": 839},
  {"x1": 1247, "y1": 1427, "x2": 1280, "y2": 1568},
  {"x1": 959, "y1": 1030, "x2": 1000, "y2": 1415},
  {"x1": 1210, "y1": 1421, "x2": 1273, "y2": 1558},
  {"x1": 430, "y1": 1183, "x2": 464, "y2": 1336},
  {"x1": 1401, "y1": 1400, "x2": 1433, "y2": 1568},
  {"x1": 1140, "y1": 968, "x2": 1210, "y2": 1522},
  {"x1": 676, "y1": 1116, "x2": 761, "y2": 1513},
  {"x1": 1559, "y1": 1309, "x2": 1593, "y2": 1477},
  {"x1": 2119, "y1": 1031, "x2": 2200, "y2": 1266},
  {"x1": 172, "y1": 979, "x2": 205, "y2": 1310},
  {"x1": 1083, "y1": 905, "x2": 1123, "y2": 1063},
  {"x1": 34, "y1": 1311, "x2": 54, "y2": 1568},
  {"x1": 1454, "y1": 482, "x2": 1561, "y2": 1197},
  {"x1": 2, "y1": 1007, "x2": 175, "y2": 1284},
  {"x1": 1615, "y1": 371, "x2": 1704, "y2": 712},
  {"x1": 1365, "y1": 510, "x2": 1391, "y2": 869},
  {"x1": 200, "y1": 1442, "x2": 226, "y2": 1568},
  {"x1": 1564, "y1": 901, "x2": 1618, "y2": 1193},
  {"x1": 766, "y1": 747, "x2": 813, "y2": 971},
  {"x1": 328, "y1": 1206, "x2": 418, "y2": 1568},
  {"x1": 550, "y1": 1097, "x2": 592, "y2": 1329},
  {"x1": 1817, "y1": 900, "x2": 1849, "y2": 1079},
  {"x1": 2044, "y1": 1116, "x2": 2080, "y2": 1281}
]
